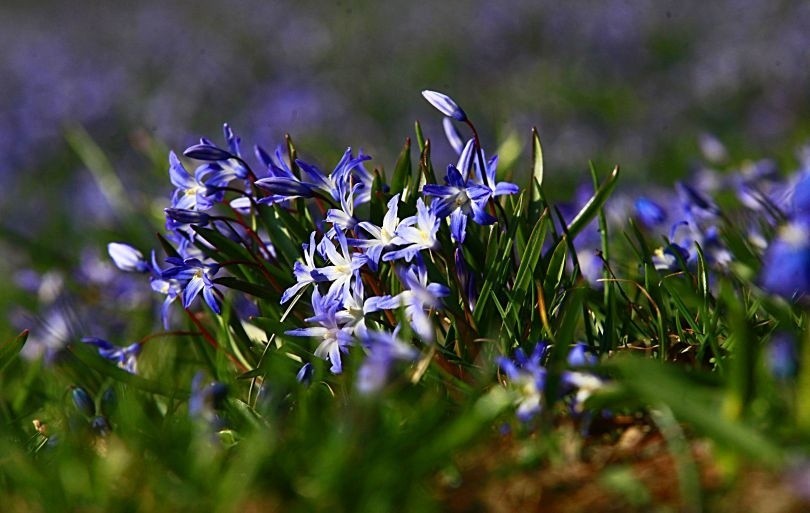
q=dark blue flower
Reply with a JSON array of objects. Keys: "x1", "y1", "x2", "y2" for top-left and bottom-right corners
[
  {"x1": 295, "y1": 148, "x2": 371, "y2": 203},
  {"x1": 423, "y1": 164, "x2": 495, "y2": 243},
  {"x1": 161, "y1": 257, "x2": 222, "y2": 314}
]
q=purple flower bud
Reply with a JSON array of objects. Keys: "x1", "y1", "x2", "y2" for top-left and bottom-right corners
[
  {"x1": 183, "y1": 142, "x2": 233, "y2": 161},
  {"x1": 71, "y1": 387, "x2": 95, "y2": 417},
  {"x1": 108, "y1": 242, "x2": 149, "y2": 273},
  {"x1": 421, "y1": 90, "x2": 467, "y2": 122},
  {"x1": 255, "y1": 177, "x2": 315, "y2": 198},
  {"x1": 164, "y1": 208, "x2": 211, "y2": 226},
  {"x1": 296, "y1": 362, "x2": 313, "y2": 385}
]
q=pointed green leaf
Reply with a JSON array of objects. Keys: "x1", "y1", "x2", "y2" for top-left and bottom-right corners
[
  {"x1": 0, "y1": 330, "x2": 28, "y2": 374},
  {"x1": 530, "y1": 127, "x2": 544, "y2": 199},
  {"x1": 566, "y1": 165, "x2": 620, "y2": 240},
  {"x1": 390, "y1": 137, "x2": 412, "y2": 197}
]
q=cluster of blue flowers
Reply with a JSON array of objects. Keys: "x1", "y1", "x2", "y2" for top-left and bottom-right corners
[{"x1": 100, "y1": 91, "x2": 525, "y2": 395}]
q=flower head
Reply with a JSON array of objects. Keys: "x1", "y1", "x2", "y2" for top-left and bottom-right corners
[{"x1": 421, "y1": 90, "x2": 467, "y2": 122}]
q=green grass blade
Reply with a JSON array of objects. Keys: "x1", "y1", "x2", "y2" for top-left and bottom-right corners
[{"x1": 0, "y1": 330, "x2": 29, "y2": 374}]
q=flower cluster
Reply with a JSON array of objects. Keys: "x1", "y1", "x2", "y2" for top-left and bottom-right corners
[{"x1": 103, "y1": 90, "x2": 519, "y2": 394}]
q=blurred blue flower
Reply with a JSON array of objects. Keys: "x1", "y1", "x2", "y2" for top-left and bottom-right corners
[
  {"x1": 634, "y1": 197, "x2": 667, "y2": 228},
  {"x1": 82, "y1": 337, "x2": 141, "y2": 374},
  {"x1": 761, "y1": 221, "x2": 810, "y2": 301},
  {"x1": 376, "y1": 257, "x2": 449, "y2": 342},
  {"x1": 357, "y1": 328, "x2": 418, "y2": 394},
  {"x1": 497, "y1": 343, "x2": 548, "y2": 421},
  {"x1": 768, "y1": 333, "x2": 797, "y2": 380},
  {"x1": 107, "y1": 243, "x2": 150, "y2": 273},
  {"x1": 189, "y1": 372, "x2": 228, "y2": 430},
  {"x1": 71, "y1": 387, "x2": 95, "y2": 417}
]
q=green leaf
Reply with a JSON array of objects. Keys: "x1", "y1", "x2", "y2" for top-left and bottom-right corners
[
  {"x1": 566, "y1": 164, "x2": 620, "y2": 240},
  {"x1": 0, "y1": 330, "x2": 28, "y2": 374},
  {"x1": 390, "y1": 137, "x2": 412, "y2": 198},
  {"x1": 419, "y1": 139, "x2": 438, "y2": 187},
  {"x1": 213, "y1": 277, "x2": 277, "y2": 300},
  {"x1": 530, "y1": 127, "x2": 544, "y2": 198},
  {"x1": 414, "y1": 120, "x2": 426, "y2": 153}
]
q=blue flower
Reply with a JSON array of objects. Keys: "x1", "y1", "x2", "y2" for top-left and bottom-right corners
[
  {"x1": 443, "y1": 117, "x2": 465, "y2": 154},
  {"x1": 453, "y1": 138, "x2": 519, "y2": 198},
  {"x1": 286, "y1": 289, "x2": 353, "y2": 374},
  {"x1": 71, "y1": 387, "x2": 95, "y2": 417},
  {"x1": 421, "y1": 90, "x2": 467, "y2": 122},
  {"x1": 351, "y1": 194, "x2": 404, "y2": 266},
  {"x1": 423, "y1": 164, "x2": 495, "y2": 243},
  {"x1": 168, "y1": 151, "x2": 226, "y2": 211},
  {"x1": 296, "y1": 362, "x2": 314, "y2": 385},
  {"x1": 325, "y1": 179, "x2": 364, "y2": 233},
  {"x1": 333, "y1": 279, "x2": 388, "y2": 339},
  {"x1": 295, "y1": 148, "x2": 371, "y2": 203},
  {"x1": 383, "y1": 198, "x2": 441, "y2": 262},
  {"x1": 768, "y1": 333, "x2": 797, "y2": 380},
  {"x1": 317, "y1": 229, "x2": 368, "y2": 301},
  {"x1": 82, "y1": 337, "x2": 141, "y2": 374},
  {"x1": 281, "y1": 232, "x2": 327, "y2": 304},
  {"x1": 498, "y1": 342, "x2": 604, "y2": 421},
  {"x1": 161, "y1": 257, "x2": 223, "y2": 314},
  {"x1": 182, "y1": 123, "x2": 249, "y2": 180},
  {"x1": 189, "y1": 372, "x2": 228, "y2": 430}
]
